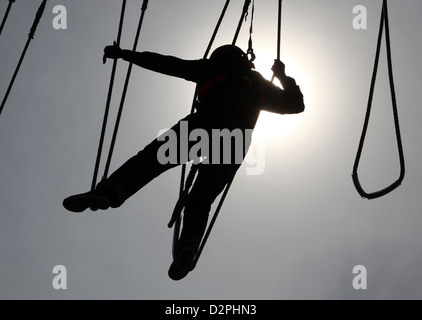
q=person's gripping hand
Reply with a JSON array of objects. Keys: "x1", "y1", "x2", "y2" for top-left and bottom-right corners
[
  {"x1": 103, "y1": 41, "x2": 123, "y2": 64},
  {"x1": 271, "y1": 59, "x2": 286, "y2": 79}
]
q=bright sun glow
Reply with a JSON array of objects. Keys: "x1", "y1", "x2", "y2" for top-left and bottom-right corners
[{"x1": 254, "y1": 111, "x2": 304, "y2": 140}]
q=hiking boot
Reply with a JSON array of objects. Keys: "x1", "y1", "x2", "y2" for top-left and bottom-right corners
[
  {"x1": 168, "y1": 246, "x2": 197, "y2": 281},
  {"x1": 168, "y1": 237, "x2": 198, "y2": 281},
  {"x1": 62, "y1": 191, "x2": 111, "y2": 213}
]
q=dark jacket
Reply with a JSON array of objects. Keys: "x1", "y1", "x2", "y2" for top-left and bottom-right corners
[{"x1": 121, "y1": 51, "x2": 305, "y2": 128}]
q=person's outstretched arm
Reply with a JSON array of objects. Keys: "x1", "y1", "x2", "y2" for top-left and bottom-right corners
[
  {"x1": 103, "y1": 43, "x2": 202, "y2": 82},
  {"x1": 260, "y1": 60, "x2": 305, "y2": 114}
]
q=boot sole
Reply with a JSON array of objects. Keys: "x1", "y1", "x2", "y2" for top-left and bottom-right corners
[{"x1": 63, "y1": 192, "x2": 110, "y2": 213}]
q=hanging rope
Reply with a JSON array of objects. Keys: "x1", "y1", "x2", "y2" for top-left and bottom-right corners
[
  {"x1": 90, "y1": 0, "x2": 127, "y2": 193},
  {"x1": 170, "y1": 1, "x2": 231, "y2": 242},
  {"x1": 177, "y1": 0, "x2": 231, "y2": 223},
  {"x1": 103, "y1": 0, "x2": 149, "y2": 179},
  {"x1": 171, "y1": 0, "x2": 253, "y2": 270},
  {"x1": 191, "y1": 0, "x2": 257, "y2": 270},
  {"x1": 171, "y1": 0, "x2": 232, "y2": 261},
  {"x1": 352, "y1": 0, "x2": 405, "y2": 200},
  {"x1": 191, "y1": 170, "x2": 235, "y2": 270},
  {"x1": 232, "y1": 0, "x2": 251, "y2": 45},
  {"x1": 271, "y1": 0, "x2": 283, "y2": 83},
  {"x1": 276, "y1": 0, "x2": 282, "y2": 61},
  {"x1": 168, "y1": 165, "x2": 199, "y2": 229},
  {"x1": 246, "y1": 0, "x2": 256, "y2": 62},
  {"x1": 0, "y1": 0, "x2": 48, "y2": 115},
  {"x1": 201, "y1": 0, "x2": 231, "y2": 67},
  {"x1": 0, "y1": 0, "x2": 15, "y2": 36}
]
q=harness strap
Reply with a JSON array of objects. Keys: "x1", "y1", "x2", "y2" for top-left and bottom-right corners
[{"x1": 197, "y1": 70, "x2": 236, "y2": 101}]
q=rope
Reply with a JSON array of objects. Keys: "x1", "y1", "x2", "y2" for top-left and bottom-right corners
[
  {"x1": 172, "y1": 0, "x2": 232, "y2": 240},
  {"x1": 91, "y1": 0, "x2": 127, "y2": 192},
  {"x1": 0, "y1": 0, "x2": 48, "y2": 115},
  {"x1": 271, "y1": 0, "x2": 283, "y2": 83},
  {"x1": 103, "y1": 0, "x2": 149, "y2": 180},
  {"x1": 171, "y1": 0, "x2": 253, "y2": 270},
  {"x1": 168, "y1": 164, "x2": 199, "y2": 229},
  {"x1": 191, "y1": 171, "x2": 235, "y2": 270},
  {"x1": 170, "y1": 164, "x2": 199, "y2": 261},
  {"x1": 232, "y1": 0, "x2": 251, "y2": 45},
  {"x1": 246, "y1": 0, "x2": 255, "y2": 61},
  {"x1": 202, "y1": 0, "x2": 231, "y2": 63},
  {"x1": 0, "y1": 0, "x2": 15, "y2": 36},
  {"x1": 276, "y1": 0, "x2": 282, "y2": 61},
  {"x1": 172, "y1": 0, "x2": 232, "y2": 258},
  {"x1": 352, "y1": 0, "x2": 405, "y2": 200},
  {"x1": 178, "y1": 0, "x2": 230, "y2": 210},
  {"x1": 191, "y1": 0, "x2": 252, "y2": 268}
]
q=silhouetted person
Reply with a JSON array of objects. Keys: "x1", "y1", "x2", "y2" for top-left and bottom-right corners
[{"x1": 63, "y1": 44, "x2": 305, "y2": 280}]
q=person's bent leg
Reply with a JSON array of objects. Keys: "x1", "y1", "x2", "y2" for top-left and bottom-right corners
[
  {"x1": 63, "y1": 124, "x2": 182, "y2": 212},
  {"x1": 180, "y1": 163, "x2": 240, "y2": 249},
  {"x1": 168, "y1": 163, "x2": 240, "y2": 280},
  {"x1": 96, "y1": 136, "x2": 177, "y2": 208},
  {"x1": 63, "y1": 111, "x2": 215, "y2": 213}
]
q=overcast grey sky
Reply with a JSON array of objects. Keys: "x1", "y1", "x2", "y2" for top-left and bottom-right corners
[{"x1": 1, "y1": 0, "x2": 422, "y2": 300}]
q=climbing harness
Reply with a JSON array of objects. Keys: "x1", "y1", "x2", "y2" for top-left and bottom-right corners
[
  {"x1": 0, "y1": 0, "x2": 48, "y2": 115},
  {"x1": 196, "y1": 69, "x2": 237, "y2": 101},
  {"x1": 352, "y1": 0, "x2": 405, "y2": 200},
  {"x1": 0, "y1": 0, "x2": 15, "y2": 36},
  {"x1": 91, "y1": 0, "x2": 149, "y2": 193}
]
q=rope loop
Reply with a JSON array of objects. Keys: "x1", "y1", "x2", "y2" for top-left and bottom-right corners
[{"x1": 352, "y1": 0, "x2": 405, "y2": 199}]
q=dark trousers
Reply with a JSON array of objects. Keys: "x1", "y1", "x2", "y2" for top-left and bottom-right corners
[{"x1": 98, "y1": 106, "x2": 250, "y2": 246}]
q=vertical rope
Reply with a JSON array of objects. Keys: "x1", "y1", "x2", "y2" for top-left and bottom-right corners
[
  {"x1": 91, "y1": 0, "x2": 127, "y2": 192},
  {"x1": 384, "y1": 1, "x2": 405, "y2": 184},
  {"x1": 172, "y1": 0, "x2": 232, "y2": 258},
  {"x1": 191, "y1": 171, "x2": 235, "y2": 270},
  {"x1": 187, "y1": 0, "x2": 253, "y2": 270},
  {"x1": 232, "y1": 0, "x2": 251, "y2": 45},
  {"x1": 173, "y1": 0, "x2": 231, "y2": 258},
  {"x1": 202, "y1": 0, "x2": 231, "y2": 61},
  {"x1": 246, "y1": 0, "x2": 256, "y2": 61},
  {"x1": 271, "y1": 0, "x2": 283, "y2": 83},
  {"x1": 276, "y1": 0, "x2": 282, "y2": 60},
  {"x1": 103, "y1": 0, "x2": 149, "y2": 180},
  {"x1": 0, "y1": 0, "x2": 48, "y2": 115}
]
